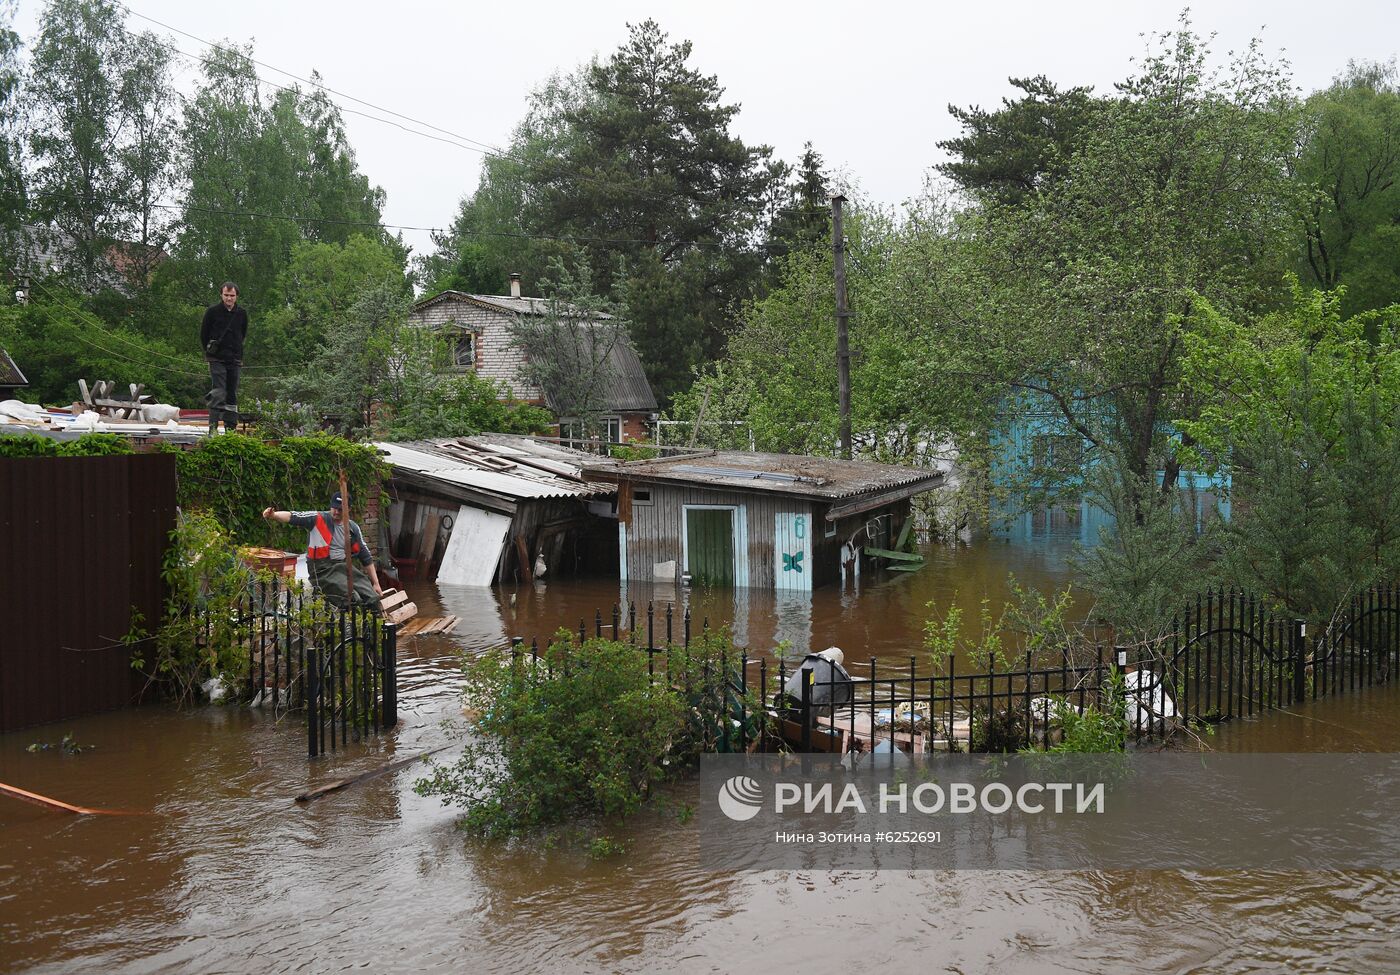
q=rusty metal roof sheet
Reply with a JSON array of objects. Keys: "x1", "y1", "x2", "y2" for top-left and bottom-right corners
[{"x1": 584, "y1": 450, "x2": 944, "y2": 502}]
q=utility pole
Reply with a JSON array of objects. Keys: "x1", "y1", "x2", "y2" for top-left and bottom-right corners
[{"x1": 832, "y1": 194, "x2": 852, "y2": 460}]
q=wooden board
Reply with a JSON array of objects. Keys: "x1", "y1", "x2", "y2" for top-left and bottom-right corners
[
  {"x1": 398, "y1": 615, "x2": 457, "y2": 637},
  {"x1": 418, "y1": 513, "x2": 441, "y2": 573},
  {"x1": 814, "y1": 712, "x2": 930, "y2": 753},
  {"x1": 863, "y1": 547, "x2": 924, "y2": 562},
  {"x1": 385, "y1": 601, "x2": 418, "y2": 626},
  {"x1": 774, "y1": 716, "x2": 847, "y2": 753}
]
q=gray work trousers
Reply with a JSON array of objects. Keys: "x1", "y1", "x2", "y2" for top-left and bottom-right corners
[{"x1": 207, "y1": 359, "x2": 240, "y2": 431}]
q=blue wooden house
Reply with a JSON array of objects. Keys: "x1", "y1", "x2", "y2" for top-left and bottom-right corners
[{"x1": 989, "y1": 393, "x2": 1230, "y2": 544}]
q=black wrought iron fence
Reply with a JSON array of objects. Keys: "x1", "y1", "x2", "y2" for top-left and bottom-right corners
[
  {"x1": 516, "y1": 584, "x2": 1400, "y2": 753},
  {"x1": 202, "y1": 576, "x2": 398, "y2": 757}
]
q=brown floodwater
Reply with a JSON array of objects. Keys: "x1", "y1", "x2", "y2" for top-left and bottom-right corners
[{"x1": 3, "y1": 534, "x2": 1399, "y2": 974}]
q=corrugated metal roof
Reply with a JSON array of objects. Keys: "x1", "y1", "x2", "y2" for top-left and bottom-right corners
[
  {"x1": 585, "y1": 450, "x2": 944, "y2": 501},
  {"x1": 375, "y1": 440, "x2": 614, "y2": 501}
]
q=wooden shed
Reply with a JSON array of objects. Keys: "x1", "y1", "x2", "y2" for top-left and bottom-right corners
[
  {"x1": 376, "y1": 437, "x2": 617, "y2": 586},
  {"x1": 583, "y1": 451, "x2": 944, "y2": 590}
]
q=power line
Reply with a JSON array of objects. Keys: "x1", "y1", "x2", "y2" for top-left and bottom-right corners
[
  {"x1": 31, "y1": 279, "x2": 217, "y2": 370},
  {"x1": 121, "y1": 3, "x2": 507, "y2": 156},
  {"x1": 28, "y1": 282, "x2": 300, "y2": 380},
  {"x1": 110, "y1": 22, "x2": 493, "y2": 160},
  {"x1": 143, "y1": 199, "x2": 740, "y2": 250},
  {"x1": 118, "y1": 3, "x2": 831, "y2": 221}
]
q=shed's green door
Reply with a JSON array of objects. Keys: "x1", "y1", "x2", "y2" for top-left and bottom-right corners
[{"x1": 686, "y1": 508, "x2": 735, "y2": 586}]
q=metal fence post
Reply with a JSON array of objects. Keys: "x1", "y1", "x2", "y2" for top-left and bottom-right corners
[
  {"x1": 307, "y1": 630, "x2": 321, "y2": 758},
  {"x1": 381, "y1": 620, "x2": 398, "y2": 730},
  {"x1": 1292, "y1": 619, "x2": 1307, "y2": 703},
  {"x1": 800, "y1": 665, "x2": 813, "y2": 752}
]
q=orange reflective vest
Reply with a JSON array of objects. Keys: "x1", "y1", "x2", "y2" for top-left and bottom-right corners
[{"x1": 307, "y1": 512, "x2": 361, "y2": 561}]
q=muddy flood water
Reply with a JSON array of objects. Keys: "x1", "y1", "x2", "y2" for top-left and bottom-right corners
[{"x1": 4, "y1": 535, "x2": 1400, "y2": 973}]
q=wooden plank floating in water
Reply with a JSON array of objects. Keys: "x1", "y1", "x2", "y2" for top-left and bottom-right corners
[
  {"x1": 862, "y1": 547, "x2": 923, "y2": 562},
  {"x1": 398, "y1": 615, "x2": 458, "y2": 637},
  {"x1": 294, "y1": 746, "x2": 451, "y2": 803},
  {"x1": 0, "y1": 780, "x2": 141, "y2": 816}
]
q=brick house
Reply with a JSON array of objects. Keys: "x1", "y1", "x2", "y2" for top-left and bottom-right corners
[{"x1": 408, "y1": 275, "x2": 658, "y2": 443}]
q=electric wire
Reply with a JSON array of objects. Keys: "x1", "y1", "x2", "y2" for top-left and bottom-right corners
[{"x1": 117, "y1": 3, "x2": 831, "y2": 223}]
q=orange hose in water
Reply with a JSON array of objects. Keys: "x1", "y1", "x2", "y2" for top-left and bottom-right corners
[{"x1": 0, "y1": 780, "x2": 142, "y2": 816}]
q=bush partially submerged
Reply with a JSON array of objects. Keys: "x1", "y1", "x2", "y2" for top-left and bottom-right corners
[{"x1": 416, "y1": 630, "x2": 753, "y2": 839}]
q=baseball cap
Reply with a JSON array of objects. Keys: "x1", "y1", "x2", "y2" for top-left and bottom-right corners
[{"x1": 330, "y1": 492, "x2": 344, "y2": 509}]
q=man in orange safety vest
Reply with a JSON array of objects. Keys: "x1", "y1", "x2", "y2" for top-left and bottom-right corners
[{"x1": 262, "y1": 491, "x2": 383, "y2": 607}]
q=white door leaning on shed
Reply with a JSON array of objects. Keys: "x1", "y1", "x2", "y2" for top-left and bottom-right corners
[{"x1": 436, "y1": 506, "x2": 512, "y2": 586}]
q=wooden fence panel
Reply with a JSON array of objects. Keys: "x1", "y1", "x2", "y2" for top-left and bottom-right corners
[{"x1": 0, "y1": 453, "x2": 176, "y2": 731}]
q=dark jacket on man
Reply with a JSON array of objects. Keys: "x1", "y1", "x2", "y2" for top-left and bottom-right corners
[{"x1": 201, "y1": 302, "x2": 248, "y2": 361}]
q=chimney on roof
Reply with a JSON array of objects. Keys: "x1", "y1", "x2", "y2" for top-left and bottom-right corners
[{"x1": 508, "y1": 272, "x2": 522, "y2": 299}]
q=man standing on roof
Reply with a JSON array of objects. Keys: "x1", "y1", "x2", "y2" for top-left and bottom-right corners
[
  {"x1": 201, "y1": 281, "x2": 248, "y2": 436},
  {"x1": 262, "y1": 492, "x2": 383, "y2": 608}
]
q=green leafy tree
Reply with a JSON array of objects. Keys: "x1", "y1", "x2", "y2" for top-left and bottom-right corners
[
  {"x1": 508, "y1": 260, "x2": 632, "y2": 438},
  {"x1": 1176, "y1": 287, "x2": 1400, "y2": 618},
  {"x1": 172, "y1": 42, "x2": 264, "y2": 302},
  {"x1": 26, "y1": 0, "x2": 167, "y2": 286},
  {"x1": 253, "y1": 234, "x2": 408, "y2": 381},
  {"x1": 674, "y1": 191, "x2": 994, "y2": 472},
  {"x1": 0, "y1": 0, "x2": 25, "y2": 271},
  {"x1": 115, "y1": 30, "x2": 177, "y2": 275},
  {"x1": 371, "y1": 321, "x2": 553, "y2": 441},
  {"x1": 0, "y1": 286, "x2": 203, "y2": 404},
  {"x1": 1295, "y1": 60, "x2": 1400, "y2": 315},
  {"x1": 939, "y1": 18, "x2": 1300, "y2": 510},
  {"x1": 416, "y1": 70, "x2": 588, "y2": 297},
  {"x1": 539, "y1": 20, "x2": 776, "y2": 400},
  {"x1": 276, "y1": 281, "x2": 408, "y2": 433},
  {"x1": 425, "y1": 23, "x2": 780, "y2": 403},
  {"x1": 175, "y1": 46, "x2": 388, "y2": 310}
]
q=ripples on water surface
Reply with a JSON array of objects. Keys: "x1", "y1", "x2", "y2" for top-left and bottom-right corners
[{"x1": 2, "y1": 539, "x2": 1399, "y2": 973}]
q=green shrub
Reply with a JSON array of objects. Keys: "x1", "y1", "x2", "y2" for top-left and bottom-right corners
[
  {"x1": 416, "y1": 629, "x2": 755, "y2": 840},
  {"x1": 0, "y1": 433, "x2": 58, "y2": 456},
  {"x1": 1044, "y1": 672, "x2": 1128, "y2": 753},
  {"x1": 0, "y1": 432, "x2": 134, "y2": 457},
  {"x1": 55, "y1": 433, "x2": 134, "y2": 456},
  {"x1": 131, "y1": 511, "x2": 335, "y2": 706}
]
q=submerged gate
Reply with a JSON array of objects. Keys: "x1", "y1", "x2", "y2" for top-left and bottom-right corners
[{"x1": 210, "y1": 576, "x2": 398, "y2": 757}]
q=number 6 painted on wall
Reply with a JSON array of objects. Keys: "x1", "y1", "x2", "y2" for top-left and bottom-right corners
[{"x1": 794, "y1": 515, "x2": 805, "y2": 539}]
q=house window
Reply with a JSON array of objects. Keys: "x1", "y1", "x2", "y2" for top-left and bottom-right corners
[
  {"x1": 559, "y1": 418, "x2": 584, "y2": 446},
  {"x1": 451, "y1": 330, "x2": 475, "y2": 370},
  {"x1": 634, "y1": 488, "x2": 652, "y2": 506},
  {"x1": 1031, "y1": 433, "x2": 1083, "y2": 473},
  {"x1": 557, "y1": 417, "x2": 621, "y2": 448}
]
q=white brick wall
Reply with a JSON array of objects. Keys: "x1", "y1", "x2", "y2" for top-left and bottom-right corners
[{"x1": 409, "y1": 297, "x2": 542, "y2": 401}]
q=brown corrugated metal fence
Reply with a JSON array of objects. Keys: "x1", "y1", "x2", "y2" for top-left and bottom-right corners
[{"x1": 0, "y1": 453, "x2": 177, "y2": 732}]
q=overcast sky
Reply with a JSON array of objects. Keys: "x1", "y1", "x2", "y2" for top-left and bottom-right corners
[{"x1": 12, "y1": 0, "x2": 1400, "y2": 261}]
